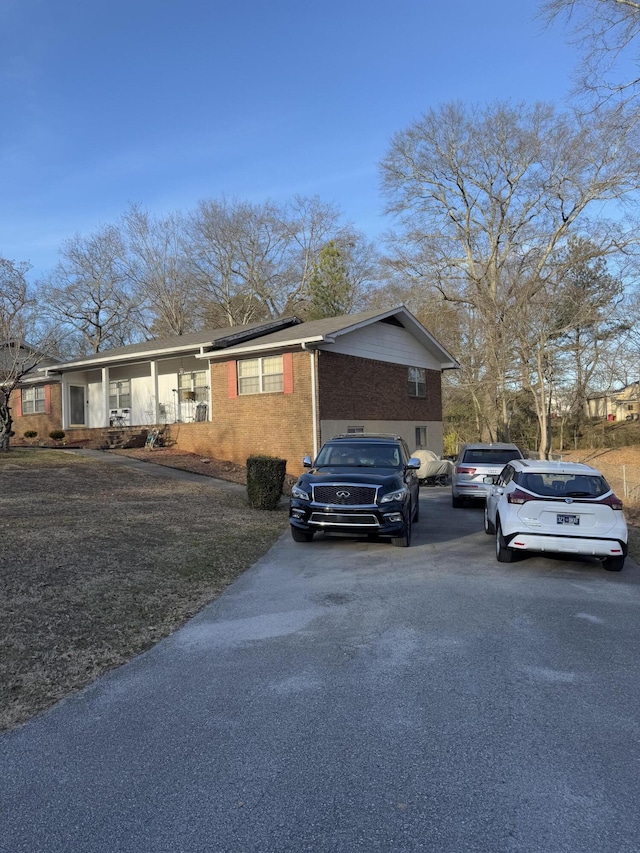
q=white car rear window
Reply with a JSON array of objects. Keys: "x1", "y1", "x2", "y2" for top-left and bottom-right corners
[{"x1": 518, "y1": 472, "x2": 608, "y2": 498}]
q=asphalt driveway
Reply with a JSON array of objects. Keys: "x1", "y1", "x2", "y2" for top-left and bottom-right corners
[{"x1": 2, "y1": 486, "x2": 640, "y2": 853}]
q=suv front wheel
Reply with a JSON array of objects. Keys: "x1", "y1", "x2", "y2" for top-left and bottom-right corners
[
  {"x1": 291, "y1": 526, "x2": 314, "y2": 543},
  {"x1": 391, "y1": 507, "x2": 412, "y2": 547}
]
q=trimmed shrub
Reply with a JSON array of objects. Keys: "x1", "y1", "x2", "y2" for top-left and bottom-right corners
[
  {"x1": 24, "y1": 430, "x2": 38, "y2": 439},
  {"x1": 49, "y1": 430, "x2": 66, "y2": 442},
  {"x1": 246, "y1": 455, "x2": 287, "y2": 510}
]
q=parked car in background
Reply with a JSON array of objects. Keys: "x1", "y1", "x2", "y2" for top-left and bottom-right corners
[
  {"x1": 483, "y1": 459, "x2": 628, "y2": 571},
  {"x1": 451, "y1": 443, "x2": 524, "y2": 507},
  {"x1": 289, "y1": 434, "x2": 420, "y2": 546}
]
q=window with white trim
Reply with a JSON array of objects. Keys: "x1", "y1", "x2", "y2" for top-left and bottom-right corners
[
  {"x1": 408, "y1": 367, "x2": 426, "y2": 398},
  {"x1": 109, "y1": 379, "x2": 131, "y2": 409},
  {"x1": 415, "y1": 426, "x2": 428, "y2": 447},
  {"x1": 347, "y1": 426, "x2": 364, "y2": 434},
  {"x1": 22, "y1": 386, "x2": 45, "y2": 414},
  {"x1": 237, "y1": 356, "x2": 283, "y2": 395},
  {"x1": 178, "y1": 370, "x2": 208, "y2": 403}
]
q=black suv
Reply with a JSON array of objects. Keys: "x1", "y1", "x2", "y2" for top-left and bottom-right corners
[{"x1": 289, "y1": 434, "x2": 421, "y2": 547}]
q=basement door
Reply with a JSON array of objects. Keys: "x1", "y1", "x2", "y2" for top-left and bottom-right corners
[{"x1": 69, "y1": 385, "x2": 86, "y2": 426}]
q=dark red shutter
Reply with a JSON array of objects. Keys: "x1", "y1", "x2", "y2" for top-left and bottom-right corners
[
  {"x1": 44, "y1": 384, "x2": 52, "y2": 414},
  {"x1": 13, "y1": 389, "x2": 22, "y2": 417}
]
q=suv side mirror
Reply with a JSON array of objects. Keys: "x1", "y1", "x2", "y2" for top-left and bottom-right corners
[
  {"x1": 483, "y1": 475, "x2": 496, "y2": 484},
  {"x1": 407, "y1": 457, "x2": 421, "y2": 470},
  {"x1": 302, "y1": 455, "x2": 313, "y2": 468}
]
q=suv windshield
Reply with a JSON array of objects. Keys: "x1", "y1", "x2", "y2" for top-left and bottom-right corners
[
  {"x1": 463, "y1": 448, "x2": 521, "y2": 465},
  {"x1": 315, "y1": 443, "x2": 402, "y2": 468}
]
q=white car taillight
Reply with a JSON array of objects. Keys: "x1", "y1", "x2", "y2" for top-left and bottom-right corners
[
  {"x1": 596, "y1": 493, "x2": 624, "y2": 511},
  {"x1": 456, "y1": 466, "x2": 476, "y2": 474},
  {"x1": 507, "y1": 489, "x2": 537, "y2": 505}
]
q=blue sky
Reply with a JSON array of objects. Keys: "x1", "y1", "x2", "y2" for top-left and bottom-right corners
[{"x1": 0, "y1": 0, "x2": 579, "y2": 281}]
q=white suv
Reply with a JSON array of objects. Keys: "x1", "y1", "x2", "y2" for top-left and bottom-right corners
[
  {"x1": 451, "y1": 443, "x2": 524, "y2": 507},
  {"x1": 484, "y1": 459, "x2": 628, "y2": 571}
]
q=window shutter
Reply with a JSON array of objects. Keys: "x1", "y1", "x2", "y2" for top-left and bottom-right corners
[
  {"x1": 283, "y1": 352, "x2": 293, "y2": 394},
  {"x1": 14, "y1": 389, "x2": 22, "y2": 417},
  {"x1": 227, "y1": 361, "x2": 238, "y2": 398},
  {"x1": 44, "y1": 384, "x2": 51, "y2": 414}
]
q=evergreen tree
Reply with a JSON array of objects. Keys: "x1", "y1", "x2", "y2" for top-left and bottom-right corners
[{"x1": 307, "y1": 241, "x2": 353, "y2": 319}]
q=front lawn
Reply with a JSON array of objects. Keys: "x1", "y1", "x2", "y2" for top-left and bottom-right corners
[{"x1": 0, "y1": 450, "x2": 287, "y2": 730}]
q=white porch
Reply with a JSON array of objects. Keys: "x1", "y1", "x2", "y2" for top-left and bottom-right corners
[{"x1": 56, "y1": 355, "x2": 211, "y2": 430}]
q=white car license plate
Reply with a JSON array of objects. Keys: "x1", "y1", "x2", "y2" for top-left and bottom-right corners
[{"x1": 557, "y1": 514, "x2": 579, "y2": 525}]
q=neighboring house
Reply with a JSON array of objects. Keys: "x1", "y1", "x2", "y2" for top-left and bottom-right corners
[
  {"x1": 586, "y1": 382, "x2": 640, "y2": 422},
  {"x1": 11, "y1": 307, "x2": 459, "y2": 474}
]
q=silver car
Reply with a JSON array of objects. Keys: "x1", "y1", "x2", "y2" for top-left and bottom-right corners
[{"x1": 451, "y1": 442, "x2": 524, "y2": 507}]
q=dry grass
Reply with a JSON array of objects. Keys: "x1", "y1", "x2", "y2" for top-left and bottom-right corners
[{"x1": 0, "y1": 449, "x2": 288, "y2": 731}]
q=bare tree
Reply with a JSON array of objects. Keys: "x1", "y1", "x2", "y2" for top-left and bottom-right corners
[
  {"x1": 381, "y1": 99, "x2": 640, "y2": 449},
  {"x1": 123, "y1": 205, "x2": 197, "y2": 336},
  {"x1": 0, "y1": 259, "x2": 53, "y2": 451},
  {"x1": 274, "y1": 195, "x2": 371, "y2": 316},
  {"x1": 542, "y1": 0, "x2": 640, "y2": 105},
  {"x1": 187, "y1": 198, "x2": 285, "y2": 327},
  {"x1": 186, "y1": 195, "x2": 377, "y2": 325},
  {"x1": 40, "y1": 225, "x2": 142, "y2": 355},
  {"x1": 552, "y1": 237, "x2": 630, "y2": 442}
]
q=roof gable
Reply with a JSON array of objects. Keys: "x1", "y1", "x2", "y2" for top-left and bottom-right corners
[{"x1": 203, "y1": 306, "x2": 459, "y2": 370}]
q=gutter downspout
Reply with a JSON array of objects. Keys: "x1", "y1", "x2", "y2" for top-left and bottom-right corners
[{"x1": 301, "y1": 343, "x2": 318, "y2": 458}]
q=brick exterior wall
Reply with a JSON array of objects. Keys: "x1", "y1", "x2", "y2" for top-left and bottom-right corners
[
  {"x1": 317, "y1": 351, "x2": 442, "y2": 421},
  {"x1": 10, "y1": 383, "x2": 63, "y2": 445},
  {"x1": 170, "y1": 350, "x2": 316, "y2": 475}
]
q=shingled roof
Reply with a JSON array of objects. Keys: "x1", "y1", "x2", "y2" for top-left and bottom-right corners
[
  {"x1": 40, "y1": 306, "x2": 459, "y2": 374},
  {"x1": 42, "y1": 316, "x2": 301, "y2": 372}
]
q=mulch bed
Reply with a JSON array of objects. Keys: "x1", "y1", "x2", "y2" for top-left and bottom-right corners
[{"x1": 110, "y1": 448, "x2": 297, "y2": 493}]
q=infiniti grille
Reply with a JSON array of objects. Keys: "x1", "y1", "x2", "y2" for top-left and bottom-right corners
[{"x1": 313, "y1": 484, "x2": 377, "y2": 505}]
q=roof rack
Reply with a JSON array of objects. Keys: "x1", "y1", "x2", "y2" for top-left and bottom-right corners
[{"x1": 329, "y1": 433, "x2": 403, "y2": 441}]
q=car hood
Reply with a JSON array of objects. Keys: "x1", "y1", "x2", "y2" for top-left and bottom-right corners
[{"x1": 300, "y1": 467, "x2": 403, "y2": 487}]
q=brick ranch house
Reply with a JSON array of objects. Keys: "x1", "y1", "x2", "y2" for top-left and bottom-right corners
[{"x1": 10, "y1": 307, "x2": 459, "y2": 475}]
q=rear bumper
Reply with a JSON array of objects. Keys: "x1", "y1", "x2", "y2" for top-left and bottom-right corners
[
  {"x1": 503, "y1": 530, "x2": 627, "y2": 558},
  {"x1": 452, "y1": 483, "x2": 489, "y2": 500}
]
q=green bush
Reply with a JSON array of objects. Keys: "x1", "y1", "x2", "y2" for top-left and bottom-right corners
[
  {"x1": 24, "y1": 430, "x2": 38, "y2": 439},
  {"x1": 49, "y1": 430, "x2": 66, "y2": 442},
  {"x1": 246, "y1": 455, "x2": 287, "y2": 510}
]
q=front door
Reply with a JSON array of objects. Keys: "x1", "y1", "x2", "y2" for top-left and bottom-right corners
[{"x1": 69, "y1": 385, "x2": 86, "y2": 426}]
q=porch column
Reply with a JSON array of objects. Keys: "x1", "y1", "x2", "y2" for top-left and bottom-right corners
[
  {"x1": 102, "y1": 368, "x2": 110, "y2": 427},
  {"x1": 60, "y1": 378, "x2": 67, "y2": 430},
  {"x1": 150, "y1": 360, "x2": 159, "y2": 424}
]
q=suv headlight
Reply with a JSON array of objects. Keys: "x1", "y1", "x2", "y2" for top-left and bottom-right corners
[
  {"x1": 380, "y1": 487, "x2": 408, "y2": 504},
  {"x1": 292, "y1": 484, "x2": 310, "y2": 501}
]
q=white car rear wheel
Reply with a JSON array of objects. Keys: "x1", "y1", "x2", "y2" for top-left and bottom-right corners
[
  {"x1": 484, "y1": 505, "x2": 495, "y2": 535},
  {"x1": 496, "y1": 520, "x2": 514, "y2": 563}
]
